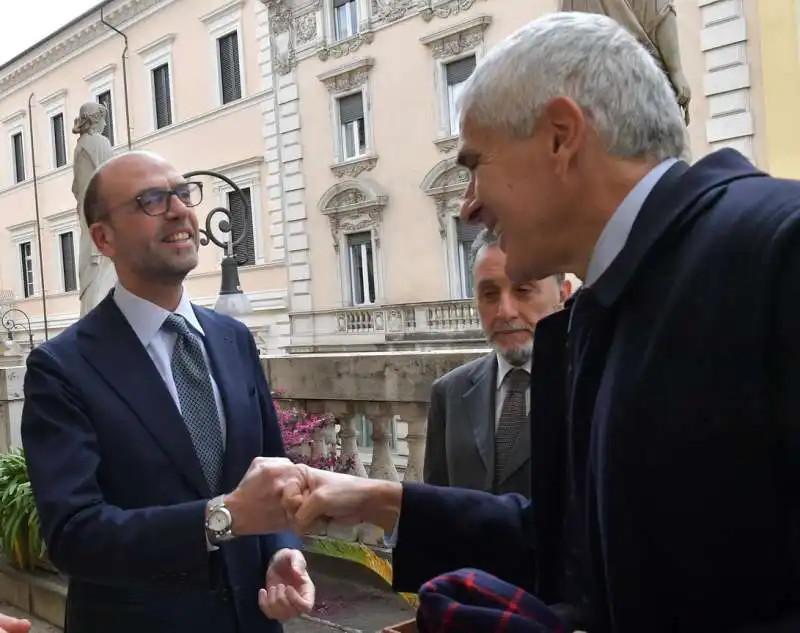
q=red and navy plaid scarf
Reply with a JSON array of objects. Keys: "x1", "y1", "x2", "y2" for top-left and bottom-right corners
[{"x1": 416, "y1": 568, "x2": 566, "y2": 633}]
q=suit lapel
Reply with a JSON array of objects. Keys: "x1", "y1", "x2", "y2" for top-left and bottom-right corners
[
  {"x1": 194, "y1": 308, "x2": 251, "y2": 493},
  {"x1": 462, "y1": 354, "x2": 496, "y2": 483},
  {"x1": 78, "y1": 295, "x2": 209, "y2": 497}
]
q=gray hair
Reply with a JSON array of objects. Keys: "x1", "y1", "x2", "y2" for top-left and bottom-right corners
[
  {"x1": 471, "y1": 228, "x2": 565, "y2": 285},
  {"x1": 72, "y1": 102, "x2": 108, "y2": 136},
  {"x1": 459, "y1": 12, "x2": 688, "y2": 162}
]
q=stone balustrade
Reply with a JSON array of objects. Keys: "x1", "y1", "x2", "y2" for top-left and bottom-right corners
[{"x1": 263, "y1": 349, "x2": 485, "y2": 546}]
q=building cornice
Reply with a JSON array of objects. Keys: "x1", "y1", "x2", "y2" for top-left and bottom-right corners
[{"x1": 0, "y1": 0, "x2": 174, "y2": 97}]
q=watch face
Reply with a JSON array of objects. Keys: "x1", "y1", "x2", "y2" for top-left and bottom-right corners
[{"x1": 208, "y1": 509, "x2": 230, "y2": 532}]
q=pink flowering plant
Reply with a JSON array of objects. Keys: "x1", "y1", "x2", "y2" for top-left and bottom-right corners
[{"x1": 273, "y1": 394, "x2": 355, "y2": 473}]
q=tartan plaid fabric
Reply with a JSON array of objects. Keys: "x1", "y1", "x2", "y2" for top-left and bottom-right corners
[{"x1": 416, "y1": 568, "x2": 566, "y2": 633}]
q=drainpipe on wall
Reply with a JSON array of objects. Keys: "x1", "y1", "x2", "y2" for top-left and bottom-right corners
[
  {"x1": 27, "y1": 92, "x2": 49, "y2": 341},
  {"x1": 100, "y1": 6, "x2": 132, "y2": 150}
]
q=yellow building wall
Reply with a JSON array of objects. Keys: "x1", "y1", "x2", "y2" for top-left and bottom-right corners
[{"x1": 757, "y1": 0, "x2": 800, "y2": 177}]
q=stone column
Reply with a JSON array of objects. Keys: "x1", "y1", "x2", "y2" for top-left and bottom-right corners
[{"x1": 397, "y1": 403, "x2": 428, "y2": 483}]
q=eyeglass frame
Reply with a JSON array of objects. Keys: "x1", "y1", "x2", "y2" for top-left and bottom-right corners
[{"x1": 94, "y1": 180, "x2": 204, "y2": 222}]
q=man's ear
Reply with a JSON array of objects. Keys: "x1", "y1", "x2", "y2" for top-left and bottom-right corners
[{"x1": 90, "y1": 222, "x2": 115, "y2": 258}]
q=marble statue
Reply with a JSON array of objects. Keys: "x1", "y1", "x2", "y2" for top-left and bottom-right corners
[
  {"x1": 560, "y1": 0, "x2": 691, "y2": 125},
  {"x1": 72, "y1": 102, "x2": 117, "y2": 317}
]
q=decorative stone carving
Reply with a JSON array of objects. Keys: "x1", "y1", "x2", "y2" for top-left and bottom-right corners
[
  {"x1": 274, "y1": 49, "x2": 297, "y2": 75},
  {"x1": 266, "y1": 0, "x2": 293, "y2": 34},
  {"x1": 317, "y1": 30, "x2": 375, "y2": 61},
  {"x1": 372, "y1": 0, "x2": 414, "y2": 22},
  {"x1": 330, "y1": 155, "x2": 378, "y2": 178},
  {"x1": 318, "y1": 57, "x2": 374, "y2": 93},
  {"x1": 421, "y1": 158, "x2": 470, "y2": 237},
  {"x1": 319, "y1": 178, "x2": 388, "y2": 250},
  {"x1": 419, "y1": 0, "x2": 478, "y2": 22},
  {"x1": 420, "y1": 15, "x2": 491, "y2": 58},
  {"x1": 433, "y1": 135, "x2": 459, "y2": 153},
  {"x1": 295, "y1": 11, "x2": 318, "y2": 45}
]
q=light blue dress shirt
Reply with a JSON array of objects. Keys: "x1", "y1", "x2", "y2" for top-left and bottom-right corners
[
  {"x1": 385, "y1": 158, "x2": 679, "y2": 548},
  {"x1": 113, "y1": 282, "x2": 227, "y2": 446}
]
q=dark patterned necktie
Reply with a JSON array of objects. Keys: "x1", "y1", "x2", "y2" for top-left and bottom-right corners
[
  {"x1": 494, "y1": 367, "x2": 530, "y2": 486},
  {"x1": 162, "y1": 313, "x2": 224, "y2": 494}
]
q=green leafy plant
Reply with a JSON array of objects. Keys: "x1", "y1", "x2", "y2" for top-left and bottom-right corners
[{"x1": 0, "y1": 449, "x2": 45, "y2": 570}]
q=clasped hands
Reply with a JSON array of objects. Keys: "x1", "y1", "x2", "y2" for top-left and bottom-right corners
[{"x1": 227, "y1": 457, "x2": 401, "y2": 623}]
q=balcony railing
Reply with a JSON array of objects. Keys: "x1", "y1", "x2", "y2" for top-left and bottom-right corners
[{"x1": 290, "y1": 299, "x2": 483, "y2": 351}]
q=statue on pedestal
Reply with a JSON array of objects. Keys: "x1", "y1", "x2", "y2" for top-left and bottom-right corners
[
  {"x1": 72, "y1": 102, "x2": 117, "y2": 317},
  {"x1": 560, "y1": 0, "x2": 691, "y2": 125}
]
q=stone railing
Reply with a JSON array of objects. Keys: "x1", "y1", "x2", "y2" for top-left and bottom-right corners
[
  {"x1": 263, "y1": 349, "x2": 485, "y2": 546},
  {"x1": 289, "y1": 299, "x2": 483, "y2": 352}
]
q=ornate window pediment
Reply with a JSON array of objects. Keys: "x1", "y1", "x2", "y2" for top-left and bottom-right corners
[
  {"x1": 421, "y1": 158, "x2": 469, "y2": 237},
  {"x1": 420, "y1": 15, "x2": 491, "y2": 58},
  {"x1": 319, "y1": 178, "x2": 388, "y2": 249}
]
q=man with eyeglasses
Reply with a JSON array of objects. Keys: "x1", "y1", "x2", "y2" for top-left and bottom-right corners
[{"x1": 20, "y1": 151, "x2": 314, "y2": 633}]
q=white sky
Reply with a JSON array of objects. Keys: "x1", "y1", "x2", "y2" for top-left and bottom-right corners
[{"x1": 0, "y1": 0, "x2": 102, "y2": 65}]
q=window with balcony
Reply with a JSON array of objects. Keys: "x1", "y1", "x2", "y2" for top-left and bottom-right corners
[
  {"x1": 96, "y1": 90, "x2": 115, "y2": 145},
  {"x1": 454, "y1": 217, "x2": 480, "y2": 299},
  {"x1": 11, "y1": 132, "x2": 25, "y2": 183},
  {"x1": 337, "y1": 92, "x2": 367, "y2": 160},
  {"x1": 226, "y1": 187, "x2": 256, "y2": 266},
  {"x1": 59, "y1": 231, "x2": 77, "y2": 293},
  {"x1": 19, "y1": 241, "x2": 34, "y2": 298},
  {"x1": 347, "y1": 231, "x2": 376, "y2": 305},
  {"x1": 152, "y1": 64, "x2": 173, "y2": 129},
  {"x1": 51, "y1": 113, "x2": 67, "y2": 168},
  {"x1": 217, "y1": 31, "x2": 243, "y2": 104},
  {"x1": 332, "y1": 0, "x2": 358, "y2": 41},
  {"x1": 445, "y1": 55, "x2": 476, "y2": 136}
]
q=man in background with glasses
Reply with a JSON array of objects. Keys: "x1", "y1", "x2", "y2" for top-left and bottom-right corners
[{"x1": 20, "y1": 151, "x2": 314, "y2": 633}]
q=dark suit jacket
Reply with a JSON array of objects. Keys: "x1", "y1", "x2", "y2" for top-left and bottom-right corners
[
  {"x1": 21, "y1": 295, "x2": 299, "y2": 633},
  {"x1": 391, "y1": 149, "x2": 800, "y2": 633},
  {"x1": 424, "y1": 353, "x2": 531, "y2": 496}
]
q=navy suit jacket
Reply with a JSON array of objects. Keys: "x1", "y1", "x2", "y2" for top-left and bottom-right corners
[
  {"x1": 21, "y1": 294, "x2": 299, "y2": 633},
  {"x1": 391, "y1": 150, "x2": 800, "y2": 633}
]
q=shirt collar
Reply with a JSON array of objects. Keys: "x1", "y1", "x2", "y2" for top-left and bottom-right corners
[
  {"x1": 496, "y1": 354, "x2": 532, "y2": 390},
  {"x1": 113, "y1": 282, "x2": 204, "y2": 348},
  {"x1": 584, "y1": 158, "x2": 678, "y2": 286}
]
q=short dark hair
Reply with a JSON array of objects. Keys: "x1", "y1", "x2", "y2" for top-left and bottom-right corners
[
  {"x1": 82, "y1": 170, "x2": 105, "y2": 225},
  {"x1": 470, "y1": 227, "x2": 565, "y2": 285}
]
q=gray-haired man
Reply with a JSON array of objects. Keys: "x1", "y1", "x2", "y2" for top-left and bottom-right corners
[{"x1": 424, "y1": 229, "x2": 571, "y2": 497}]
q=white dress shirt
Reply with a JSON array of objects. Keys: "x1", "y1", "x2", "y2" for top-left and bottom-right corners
[
  {"x1": 113, "y1": 283, "x2": 227, "y2": 445},
  {"x1": 495, "y1": 355, "x2": 532, "y2": 425}
]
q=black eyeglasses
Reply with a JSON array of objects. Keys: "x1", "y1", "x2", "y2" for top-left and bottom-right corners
[{"x1": 134, "y1": 181, "x2": 203, "y2": 216}]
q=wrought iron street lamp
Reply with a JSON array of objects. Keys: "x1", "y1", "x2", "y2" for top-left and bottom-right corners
[
  {"x1": 1, "y1": 307, "x2": 34, "y2": 354},
  {"x1": 183, "y1": 170, "x2": 253, "y2": 317}
]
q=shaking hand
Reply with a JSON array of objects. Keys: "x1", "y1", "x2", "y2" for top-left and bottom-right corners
[{"x1": 282, "y1": 465, "x2": 402, "y2": 535}]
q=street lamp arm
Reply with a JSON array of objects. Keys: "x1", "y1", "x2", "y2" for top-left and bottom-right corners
[
  {"x1": 183, "y1": 170, "x2": 251, "y2": 254},
  {"x1": 1, "y1": 308, "x2": 32, "y2": 335}
]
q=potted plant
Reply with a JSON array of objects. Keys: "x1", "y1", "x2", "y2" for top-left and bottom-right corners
[{"x1": 0, "y1": 449, "x2": 46, "y2": 570}]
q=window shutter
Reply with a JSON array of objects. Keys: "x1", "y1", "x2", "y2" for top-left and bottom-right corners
[
  {"x1": 338, "y1": 92, "x2": 364, "y2": 124},
  {"x1": 12, "y1": 133, "x2": 25, "y2": 183},
  {"x1": 152, "y1": 64, "x2": 172, "y2": 129},
  {"x1": 446, "y1": 55, "x2": 476, "y2": 86},
  {"x1": 333, "y1": 0, "x2": 352, "y2": 8},
  {"x1": 60, "y1": 233, "x2": 77, "y2": 292},
  {"x1": 52, "y1": 113, "x2": 67, "y2": 168},
  {"x1": 218, "y1": 32, "x2": 242, "y2": 104},
  {"x1": 455, "y1": 217, "x2": 482, "y2": 242},
  {"x1": 96, "y1": 91, "x2": 115, "y2": 145},
  {"x1": 227, "y1": 187, "x2": 255, "y2": 266},
  {"x1": 347, "y1": 231, "x2": 372, "y2": 247}
]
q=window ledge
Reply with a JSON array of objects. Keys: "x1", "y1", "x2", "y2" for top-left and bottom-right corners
[
  {"x1": 434, "y1": 135, "x2": 459, "y2": 153},
  {"x1": 330, "y1": 153, "x2": 378, "y2": 178}
]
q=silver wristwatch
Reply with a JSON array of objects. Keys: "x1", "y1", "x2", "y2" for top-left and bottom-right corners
[{"x1": 205, "y1": 495, "x2": 236, "y2": 545}]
